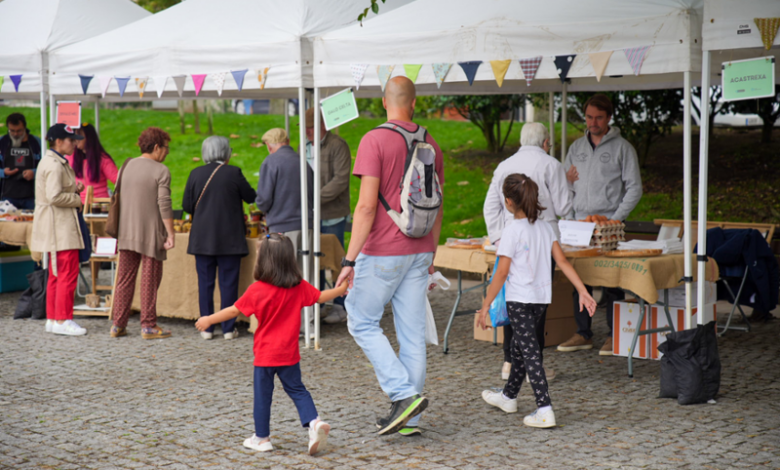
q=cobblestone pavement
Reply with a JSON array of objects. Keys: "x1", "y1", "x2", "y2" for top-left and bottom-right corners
[{"x1": 1, "y1": 280, "x2": 779, "y2": 470}]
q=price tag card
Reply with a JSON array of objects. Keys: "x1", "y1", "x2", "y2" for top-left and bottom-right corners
[
  {"x1": 94, "y1": 237, "x2": 117, "y2": 256},
  {"x1": 320, "y1": 88, "x2": 359, "y2": 131},
  {"x1": 559, "y1": 220, "x2": 596, "y2": 247}
]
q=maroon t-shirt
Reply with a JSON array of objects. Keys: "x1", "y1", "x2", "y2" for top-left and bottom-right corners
[
  {"x1": 353, "y1": 120, "x2": 445, "y2": 256},
  {"x1": 235, "y1": 280, "x2": 321, "y2": 367}
]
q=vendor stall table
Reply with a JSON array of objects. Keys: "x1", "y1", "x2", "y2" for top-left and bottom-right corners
[
  {"x1": 0, "y1": 221, "x2": 41, "y2": 262},
  {"x1": 435, "y1": 245, "x2": 720, "y2": 377},
  {"x1": 128, "y1": 232, "x2": 345, "y2": 321}
]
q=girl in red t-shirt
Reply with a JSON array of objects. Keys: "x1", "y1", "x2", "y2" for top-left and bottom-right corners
[{"x1": 196, "y1": 233, "x2": 347, "y2": 455}]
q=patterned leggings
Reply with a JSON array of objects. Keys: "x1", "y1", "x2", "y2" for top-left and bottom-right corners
[
  {"x1": 503, "y1": 301, "x2": 551, "y2": 408},
  {"x1": 112, "y1": 250, "x2": 163, "y2": 329}
]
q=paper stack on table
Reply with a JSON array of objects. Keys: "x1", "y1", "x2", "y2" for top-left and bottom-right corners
[{"x1": 617, "y1": 238, "x2": 683, "y2": 254}]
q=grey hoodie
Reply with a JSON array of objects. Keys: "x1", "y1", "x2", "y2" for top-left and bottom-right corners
[{"x1": 563, "y1": 126, "x2": 642, "y2": 221}]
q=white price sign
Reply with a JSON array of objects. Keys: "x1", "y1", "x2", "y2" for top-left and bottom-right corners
[{"x1": 559, "y1": 220, "x2": 596, "y2": 247}]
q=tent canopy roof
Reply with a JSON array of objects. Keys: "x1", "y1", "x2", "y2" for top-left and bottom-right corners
[{"x1": 702, "y1": 0, "x2": 780, "y2": 52}]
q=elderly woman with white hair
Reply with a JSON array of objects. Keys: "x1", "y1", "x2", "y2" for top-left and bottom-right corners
[
  {"x1": 483, "y1": 122, "x2": 572, "y2": 381},
  {"x1": 183, "y1": 136, "x2": 256, "y2": 340}
]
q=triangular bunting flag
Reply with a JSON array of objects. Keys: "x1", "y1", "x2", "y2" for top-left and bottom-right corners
[
  {"x1": 553, "y1": 55, "x2": 576, "y2": 83},
  {"x1": 135, "y1": 77, "x2": 149, "y2": 98},
  {"x1": 10, "y1": 75, "x2": 22, "y2": 92},
  {"x1": 403, "y1": 64, "x2": 423, "y2": 83},
  {"x1": 623, "y1": 46, "x2": 650, "y2": 76},
  {"x1": 231, "y1": 69, "x2": 247, "y2": 91},
  {"x1": 377, "y1": 65, "x2": 395, "y2": 92},
  {"x1": 257, "y1": 68, "x2": 269, "y2": 90},
  {"x1": 518, "y1": 56, "x2": 543, "y2": 86},
  {"x1": 154, "y1": 76, "x2": 168, "y2": 98},
  {"x1": 79, "y1": 75, "x2": 94, "y2": 95},
  {"x1": 350, "y1": 64, "x2": 369, "y2": 90},
  {"x1": 0, "y1": 76, "x2": 4, "y2": 92},
  {"x1": 172, "y1": 75, "x2": 186, "y2": 97},
  {"x1": 192, "y1": 74, "x2": 207, "y2": 96},
  {"x1": 115, "y1": 76, "x2": 130, "y2": 97},
  {"x1": 431, "y1": 63, "x2": 451, "y2": 89},
  {"x1": 489, "y1": 60, "x2": 511, "y2": 88},
  {"x1": 588, "y1": 51, "x2": 613, "y2": 82},
  {"x1": 754, "y1": 18, "x2": 780, "y2": 50},
  {"x1": 213, "y1": 72, "x2": 226, "y2": 96},
  {"x1": 458, "y1": 61, "x2": 482, "y2": 86},
  {"x1": 99, "y1": 76, "x2": 112, "y2": 98}
]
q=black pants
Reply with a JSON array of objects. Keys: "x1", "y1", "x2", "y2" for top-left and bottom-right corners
[
  {"x1": 503, "y1": 259, "x2": 555, "y2": 363},
  {"x1": 573, "y1": 286, "x2": 624, "y2": 340},
  {"x1": 195, "y1": 255, "x2": 242, "y2": 334},
  {"x1": 503, "y1": 302, "x2": 552, "y2": 408}
]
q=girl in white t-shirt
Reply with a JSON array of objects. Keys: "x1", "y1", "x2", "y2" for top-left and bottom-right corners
[{"x1": 477, "y1": 173, "x2": 596, "y2": 428}]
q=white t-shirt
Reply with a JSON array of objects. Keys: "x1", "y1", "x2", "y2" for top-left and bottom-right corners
[{"x1": 495, "y1": 218, "x2": 556, "y2": 304}]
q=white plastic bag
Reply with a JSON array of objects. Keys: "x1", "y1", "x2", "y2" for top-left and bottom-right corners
[
  {"x1": 424, "y1": 272, "x2": 451, "y2": 345},
  {"x1": 0, "y1": 200, "x2": 17, "y2": 215}
]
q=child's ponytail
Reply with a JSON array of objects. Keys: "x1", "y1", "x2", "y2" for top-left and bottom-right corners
[{"x1": 502, "y1": 173, "x2": 546, "y2": 223}]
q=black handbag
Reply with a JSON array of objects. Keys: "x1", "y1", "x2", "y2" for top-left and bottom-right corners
[{"x1": 77, "y1": 210, "x2": 92, "y2": 263}]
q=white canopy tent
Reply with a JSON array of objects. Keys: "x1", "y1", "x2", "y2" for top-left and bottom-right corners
[
  {"x1": 696, "y1": 0, "x2": 780, "y2": 320},
  {"x1": 0, "y1": 0, "x2": 150, "y2": 141},
  {"x1": 48, "y1": 0, "x2": 412, "y2": 349},
  {"x1": 314, "y1": 0, "x2": 706, "y2": 337}
]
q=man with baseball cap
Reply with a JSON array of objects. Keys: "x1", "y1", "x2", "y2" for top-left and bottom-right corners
[
  {"x1": 0, "y1": 113, "x2": 42, "y2": 210},
  {"x1": 302, "y1": 107, "x2": 352, "y2": 324}
]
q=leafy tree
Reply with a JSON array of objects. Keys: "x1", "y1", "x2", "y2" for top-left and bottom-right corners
[
  {"x1": 731, "y1": 85, "x2": 780, "y2": 143},
  {"x1": 135, "y1": 0, "x2": 181, "y2": 13},
  {"x1": 431, "y1": 95, "x2": 525, "y2": 153},
  {"x1": 692, "y1": 86, "x2": 734, "y2": 139}
]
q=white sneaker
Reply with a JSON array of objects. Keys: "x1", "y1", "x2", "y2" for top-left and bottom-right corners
[
  {"x1": 200, "y1": 331, "x2": 213, "y2": 340},
  {"x1": 501, "y1": 362, "x2": 511, "y2": 380},
  {"x1": 45, "y1": 320, "x2": 53, "y2": 333},
  {"x1": 523, "y1": 408, "x2": 556, "y2": 428},
  {"x1": 224, "y1": 329, "x2": 239, "y2": 340},
  {"x1": 308, "y1": 420, "x2": 331, "y2": 455},
  {"x1": 243, "y1": 434, "x2": 273, "y2": 452},
  {"x1": 481, "y1": 390, "x2": 517, "y2": 413},
  {"x1": 52, "y1": 320, "x2": 87, "y2": 336},
  {"x1": 323, "y1": 305, "x2": 347, "y2": 324}
]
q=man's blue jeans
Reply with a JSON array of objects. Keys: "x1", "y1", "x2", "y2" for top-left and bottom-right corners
[{"x1": 345, "y1": 252, "x2": 432, "y2": 426}]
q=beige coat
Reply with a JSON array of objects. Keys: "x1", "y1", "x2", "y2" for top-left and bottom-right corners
[{"x1": 30, "y1": 150, "x2": 84, "y2": 273}]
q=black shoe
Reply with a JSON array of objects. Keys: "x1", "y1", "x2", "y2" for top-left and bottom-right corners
[{"x1": 376, "y1": 394, "x2": 428, "y2": 436}]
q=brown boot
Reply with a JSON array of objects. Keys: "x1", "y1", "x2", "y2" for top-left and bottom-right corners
[
  {"x1": 599, "y1": 338, "x2": 613, "y2": 356},
  {"x1": 557, "y1": 334, "x2": 593, "y2": 352}
]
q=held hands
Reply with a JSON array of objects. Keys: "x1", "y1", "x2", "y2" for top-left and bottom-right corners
[
  {"x1": 476, "y1": 305, "x2": 492, "y2": 331},
  {"x1": 194, "y1": 316, "x2": 212, "y2": 332},
  {"x1": 22, "y1": 170, "x2": 34, "y2": 181},
  {"x1": 566, "y1": 165, "x2": 579, "y2": 183},
  {"x1": 578, "y1": 289, "x2": 597, "y2": 317},
  {"x1": 334, "y1": 278, "x2": 349, "y2": 297},
  {"x1": 335, "y1": 266, "x2": 354, "y2": 291}
]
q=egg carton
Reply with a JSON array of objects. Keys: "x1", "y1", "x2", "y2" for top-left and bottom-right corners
[{"x1": 592, "y1": 240, "x2": 620, "y2": 251}]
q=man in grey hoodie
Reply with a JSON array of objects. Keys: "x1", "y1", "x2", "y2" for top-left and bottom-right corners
[{"x1": 557, "y1": 94, "x2": 642, "y2": 356}]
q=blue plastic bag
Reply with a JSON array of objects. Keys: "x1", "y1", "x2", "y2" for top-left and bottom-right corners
[{"x1": 488, "y1": 260, "x2": 510, "y2": 328}]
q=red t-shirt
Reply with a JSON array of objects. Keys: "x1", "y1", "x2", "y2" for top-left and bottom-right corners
[
  {"x1": 353, "y1": 120, "x2": 445, "y2": 256},
  {"x1": 234, "y1": 280, "x2": 321, "y2": 367}
]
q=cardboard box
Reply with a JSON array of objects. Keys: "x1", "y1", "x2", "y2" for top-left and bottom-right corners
[
  {"x1": 648, "y1": 303, "x2": 717, "y2": 360},
  {"x1": 657, "y1": 281, "x2": 716, "y2": 307},
  {"x1": 612, "y1": 301, "x2": 650, "y2": 359},
  {"x1": 473, "y1": 270, "x2": 575, "y2": 347}
]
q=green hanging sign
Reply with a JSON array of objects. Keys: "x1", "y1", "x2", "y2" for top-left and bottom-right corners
[
  {"x1": 320, "y1": 88, "x2": 359, "y2": 131},
  {"x1": 722, "y1": 56, "x2": 776, "y2": 102}
]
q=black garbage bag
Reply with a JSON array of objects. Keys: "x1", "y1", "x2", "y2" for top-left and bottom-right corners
[
  {"x1": 14, "y1": 287, "x2": 33, "y2": 319},
  {"x1": 658, "y1": 321, "x2": 721, "y2": 405},
  {"x1": 27, "y1": 269, "x2": 48, "y2": 320}
]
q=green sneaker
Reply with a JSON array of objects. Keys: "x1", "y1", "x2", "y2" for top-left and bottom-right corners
[
  {"x1": 376, "y1": 395, "x2": 428, "y2": 436},
  {"x1": 398, "y1": 426, "x2": 421, "y2": 436}
]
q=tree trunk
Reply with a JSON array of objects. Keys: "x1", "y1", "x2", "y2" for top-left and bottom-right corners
[
  {"x1": 178, "y1": 100, "x2": 186, "y2": 135},
  {"x1": 206, "y1": 101, "x2": 214, "y2": 135},
  {"x1": 192, "y1": 100, "x2": 201, "y2": 134}
]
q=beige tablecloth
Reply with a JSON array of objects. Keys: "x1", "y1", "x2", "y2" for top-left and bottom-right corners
[
  {"x1": 0, "y1": 221, "x2": 41, "y2": 262},
  {"x1": 130, "y1": 232, "x2": 345, "y2": 320}
]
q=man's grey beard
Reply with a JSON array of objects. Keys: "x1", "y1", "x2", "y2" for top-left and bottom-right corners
[{"x1": 9, "y1": 133, "x2": 23, "y2": 148}]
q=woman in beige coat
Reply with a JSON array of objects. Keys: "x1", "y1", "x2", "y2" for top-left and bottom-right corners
[{"x1": 30, "y1": 124, "x2": 87, "y2": 336}]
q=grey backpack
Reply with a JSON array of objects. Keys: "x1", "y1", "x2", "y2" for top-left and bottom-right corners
[{"x1": 376, "y1": 123, "x2": 443, "y2": 238}]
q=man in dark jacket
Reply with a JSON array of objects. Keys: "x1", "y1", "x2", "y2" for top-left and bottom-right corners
[{"x1": 0, "y1": 113, "x2": 42, "y2": 210}]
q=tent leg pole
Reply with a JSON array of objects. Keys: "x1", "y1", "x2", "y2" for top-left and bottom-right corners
[
  {"x1": 40, "y1": 51, "x2": 49, "y2": 271},
  {"x1": 284, "y1": 99, "x2": 290, "y2": 136},
  {"x1": 94, "y1": 99, "x2": 100, "y2": 134},
  {"x1": 313, "y1": 88, "x2": 322, "y2": 351},
  {"x1": 697, "y1": 51, "x2": 712, "y2": 322},
  {"x1": 299, "y1": 86, "x2": 311, "y2": 349},
  {"x1": 548, "y1": 92, "x2": 555, "y2": 160},
  {"x1": 561, "y1": 82, "x2": 568, "y2": 162},
  {"x1": 49, "y1": 92, "x2": 55, "y2": 126},
  {"x1": 683, "y1": 71, "x2": 693, "y2": 329}
]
